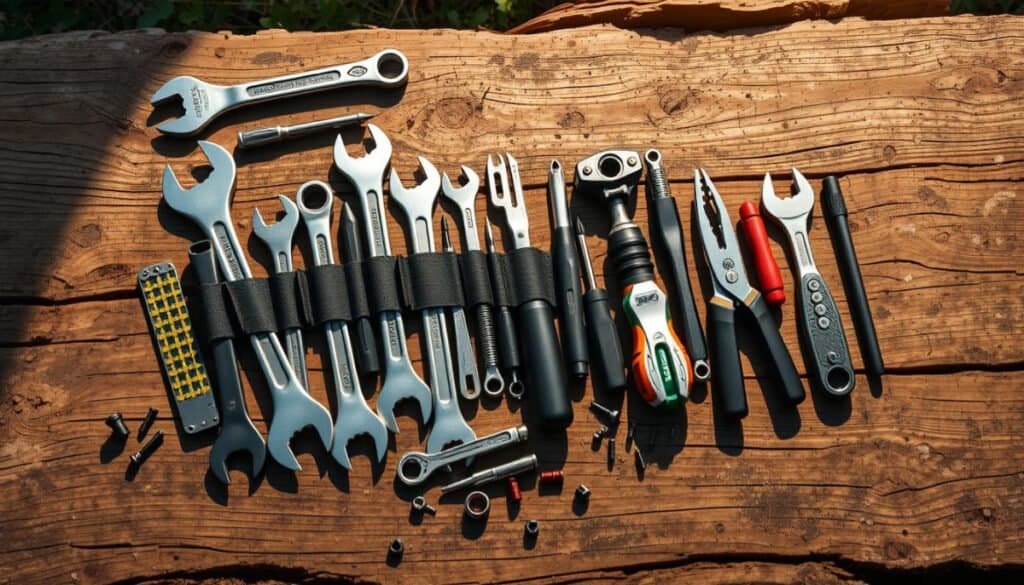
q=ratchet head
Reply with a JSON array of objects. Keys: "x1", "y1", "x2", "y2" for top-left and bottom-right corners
[
  {"x1": 151, "y1": 76, "x2": 225, "y2": 136},
  {"x1": 333, "y1": 124, "x2": 393, "y2": 193},
  {"x1": 760, "y1": 168, "x2": 815, "y2": 221},
  {"x1": 573, "y1": 150, "x2": 643, "y2": 230},
  {"x1": 265, "y1": 392, "x2": 334, "y2": 471},
  {"x1": 486, "y1": 153, "x2": 530, "y2": 247},
  {"x1": 208, "y1": 418, "x2": 267, "y2": 485},
  {"x1": 441, "y1": 165, "x2": 480, "y2": 210},
  {"x1": 331, "y1": 405, "x2": 389, "y2": 470},
  {"x1": 694, "y1": 169, "x2": 755, "y2": 303},
  {"x1": 161, "y1": 141, "x2": 236, "y2": 226},
  {"x1": 388, "y1": 156, "x2": 441, "y2": 225},
  {"x1": 252, "y1": 195, "x2": 300, "y2": 252}
]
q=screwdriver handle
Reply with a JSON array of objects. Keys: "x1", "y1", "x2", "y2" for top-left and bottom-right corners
[
  {"x1": 707, "y1": 300, "x2": 748, "y2": 418},
  {"x1": 552, "y1": 226, "x2": 588, "y2": 378},
  {"x1": 738, "y1": 201, "x2": 785, "y2": 306},
  {"x1": 517, "y1": 299, "x2": 573, "y2": 428},
  {"x1": 583, "y1": 288, "x2": 627, "y2": 392}
]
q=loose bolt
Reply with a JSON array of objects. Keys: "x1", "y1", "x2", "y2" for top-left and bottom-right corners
[
  {"x1": 105, "y1": 413, "x2": 129, "y2": 439},
  {"x1": 575, "y1": 484, "x2": 591, "y2": 500},
  {"x1": 525, "y1": 519, "x2": 540, "y2": 537},
  {"x1": 589, "y1": 401, "x2": 620, "y2": 426},
  {"x1": 507, "y1": 477, "x2": 522, "y2": 502},
  {"x1": 538, "y1": 469, "x2": 564, "y2": 485},
  {"x1": 137, "y1": 407, "x2": 158, "y2": 441},
  {"x1": 411, "y1": 496, "x2": 436, "y2": 516},
  {"x1": 388, "y1": 538, "x2": 404, "y2": 558},
  {"x1": 607, "y1": 437, "x2": 616, "y2": 466},
  {"x1": 129, "y1": 430, "x2": 164, "y2": 468}
]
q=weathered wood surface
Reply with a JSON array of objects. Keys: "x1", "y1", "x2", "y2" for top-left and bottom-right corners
[
  {"x1": 511, "y1": 0, "x2": 949, "y2": 33},
  {"x1": 1, "y1": 13, "x2": 1023, "y2": 585}
]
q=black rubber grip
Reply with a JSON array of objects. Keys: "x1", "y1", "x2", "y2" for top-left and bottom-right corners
[
  {"x1": 497, "y1": 306, "x2": 520, "y2": 369},
  {"x1": 821, "y1": 176, "x2": 884, "y2": 377},
  {"x1": 650, "y1": 196, "x2": 707, "y2": 364},
  {"x1": 552, "y1": 226, "x2": 588, "y2": 378},
  {"x1": 748, "y1": 294, "x2": 806, "y2": 405},
  {"x1": 708, "y1": 301, "x2": 747, "y2": 419},
  {"x1": 794, "y1": 273, "x2": 854, "y2": 398},
  {"x1": 517, "y1": 299, "x2": 573, "y2": 428},
  {"x1": 608, "y1": 225, "x2": 654, "y2": 286},
  {"x1": 583, "y1": 288, "x2": 627, "y2": 392}
]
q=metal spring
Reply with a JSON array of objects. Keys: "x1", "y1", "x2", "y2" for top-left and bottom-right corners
[{"x1": 476, "y1": 304, "x2": 499, "y2": 367}]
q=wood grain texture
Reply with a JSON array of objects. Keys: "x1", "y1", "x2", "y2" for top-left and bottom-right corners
[
  {"x1": 510, "y1": 0, "x2": 949, "y2": 34},
  {"x1": 1, "y1": 14, "x2": 1023, "y2": 585}
]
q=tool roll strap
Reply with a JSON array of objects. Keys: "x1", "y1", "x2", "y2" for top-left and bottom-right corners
[
  {"x1": 459, "y1": 250, "x2": 493, "y2": 308},
  {"x1": 269, "y1": 270, "x2": 311, "y2": 331},
  {"x1": 398, "y1": 252, "x2": 465, "y2": 310}
]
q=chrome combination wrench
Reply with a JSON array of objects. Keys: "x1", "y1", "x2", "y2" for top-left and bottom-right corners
[
  {"x1": 162, "y1": 141, "x2": 333, "y2": 471},
  {"x1": 389, "y1": 157, "x2": 476, "y2": 453},
  {"x1": 396, "y1": 425, "x2": 528, "y2": 486},
  {"x1": 152, "y1": 50, "x2": 408, "y2": 136}
]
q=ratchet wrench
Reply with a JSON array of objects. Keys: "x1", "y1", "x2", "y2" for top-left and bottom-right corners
[
  {"x1": 161, "y1": 141, "x2": 332, "y2": 471},
  {"x1": 397, "y1": 425, "x2": 529, "y2": 486},
  {"x1": 389, "y1": 157, "x2": 476, "y2": 453},
  {"x1": 333, "y1": 125, "x2": 433, "y2": 433},
  {"x1": 152, "y1": 50, "x2": 408, "y2": 136}
]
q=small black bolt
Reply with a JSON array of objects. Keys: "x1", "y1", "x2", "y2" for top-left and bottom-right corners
[
  {"x1": 589, "y1": 401, "x2": 620, "y2": 426},
  {"x1": 607, "y1": 437, "x2": 616, "y2": 466},
  {"x1": 525, "y1": 519, "x2": 540, "y2": 536},
  {"x1": 411, "y1": 496, "x2": 436, "y2": 516},
  {"x1": 389, "y1": 538, "x2": 404, "y2": 556},
  {"x1": 575, "y1": 484, "x2": 591, "y2": 500},
  {"x1": 590, "y1": 427, "x2": 605, "y2": 451},
  {"x1": 105, "y1": 413, "x2": 129, "y2": 439},
  {"x1": 635, "y1": 447, "x2": 647, "y2": 470},
  {"x1": 137, "y1": 407, "x2": 158, "y2": 441},
  {"x1": 129, "y1": 430, "x2": 164, "y2": 468}
]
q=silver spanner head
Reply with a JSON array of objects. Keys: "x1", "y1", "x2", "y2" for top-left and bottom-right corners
[
  {"x1": 161, "y1": 141, "x2": 333, "y2": 471},
  {"x1": 760, "y1": 168, "x2": 815, "y2": 223},
  {"x1": 388, "y1": 156, "x2": 441, "y2": 242},
  {"x1": 333, "y1": 124, "x2": 393, "y2": 198},
  {"x1": 486, "y1": 153, "x2": 531, "y2": 248},
  {"x1": 441, "y1": 165, "x2": 482, "y2": 250},
  {"x1": 296, "y1": 181, "x2": 389, "y2": 469},
  {"x1": 209, "y1": 420, "x2": 267, "y2": 485},
  {"x1": 252, "y1": 195, "x2": 300, "y2": 268},
  {"x1": 151, "y1": 49, "x2": 409, "y2": 136}
]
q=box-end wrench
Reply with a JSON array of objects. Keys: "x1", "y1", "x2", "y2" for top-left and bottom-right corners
[
  {"x1": 151, "y1": 50, "x2": 408, "y2": 136},
  {"x1": 162, "y1": 141, "x2": 333, "y2": 471},
  {"x1": 761, "y1": 169, "x2": 856, "y2": 397},
  {"x1": 440, "y1": 217, "x2": 482, "y2": 400},
  {"x1": 390, "y1": 158, "x2": 476, "y2": 453},
  {"x1": 190, "y1": 240, "x2": 266, "y2": 485},
  {"x1": 397, "y1": 425, "x2": 528, "y2": 486},
  {"x1": 441, "y1": 166, "x2": 505, "y2": 397},
  {"x1": 333, "y1": 125, "x2": 432, "y2": 433},
  {"x1": 296, "y1": 181, "x2": 388, "y2": 469},
  {"x1": 252, "y1": 195, "x2": 309, "y2": 391}
]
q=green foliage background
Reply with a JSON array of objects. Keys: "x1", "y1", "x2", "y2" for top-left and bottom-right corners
[{"x1": 0, "y1": 0, "x2": 1021, "y2": 42}]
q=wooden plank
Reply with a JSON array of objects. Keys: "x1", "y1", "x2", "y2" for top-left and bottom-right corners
[{"x1": 510, "y1": 0, "x2": 949, "y2": 34}]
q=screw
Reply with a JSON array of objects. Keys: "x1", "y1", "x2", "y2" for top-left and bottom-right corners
[
  {"x1": 607, "y1": 437, "x2": 616, "y2": 466},
  {"x1": 525, "y1": 519, "x2": 540, "y2": 537},
  {"x1": 575, "y1": 484, "x2": 591, "y2": 500},
  {"x1": 411, "y1": 496, "x2": 436, "y2": 516},
  {"x1": 538, "y1": 469, "x2": 564, "y2": 485},
  {"x1": 105, "y1": 413, "x2": 129, "y2": 439},
  {"x1": 137, "y1": 407, "x2": 158, "y2": 441},
  {"x1": 589, "y1": 401, "x2": 620, "y2": 426},
  {"x1": 507, "y1": 477, "x2": 522, "y2": 502},
  {"x1": 627, "y1": 156, "x2": 638, "y2": 166},
  {"x1": 388, "y1": 538, "x2": 404, "y2": 559},
  {"x1": 635, "y1": 446, "x2": 647, "y2": 470},
  {"x1": 591, "y1": 427, "x2": 606, "y2": 451},
  {"x1": 582, "y1": 166, "x2": 592, "y2": 175},
  {"x1": 129, "y1": 430, "x2": 164, "y2": 468}
]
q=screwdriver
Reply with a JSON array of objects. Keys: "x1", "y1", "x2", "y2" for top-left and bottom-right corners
[
  {"x1": 548, "y1": 160, "x2": 589, "y2": 379},
  {"x1": 574, "y1": 216, "x2": 628, "y2": 392},
  {"x1": 340, "y1": 204, "x2": 380, "y2": 374},
  {"x1": 574, "y1": 150, "x2": 692, "y2": 407}
]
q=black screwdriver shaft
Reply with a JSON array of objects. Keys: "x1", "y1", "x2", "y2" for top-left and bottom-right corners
[
  {"x1": 575, "y1": 217, "x2": 627, "y2": 393},
  {"x1": 549, "y1": 160, "x2": 589, "y2": 379},
  {"x1": 341, "y1": 204, "x2": 381, "y2": 374}
]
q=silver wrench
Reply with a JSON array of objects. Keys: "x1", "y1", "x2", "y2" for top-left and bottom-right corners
[
  {"x1": 296, "y1": 181, "x2": 389, "y2": 469},
  {"x1": 161, "y1": 141, "x2": 333, "y2": 471},
  {"x1": 441, "y1": 166, "x2": 505, "y2": 397},
  {"x1": 397, "y1": 425, "x2": 528, "y2": 486},
  {"x1": 389, "y1": 157, "x2": 476, "y2": 453},
  {"x1": 439, "y1": 217, "x2": 481, "y2": 400},
  {"x1": 332, "y1": 125, "x2": 433, "y2": 433},
  {"x1": 252, "y1": 195, "x2": 309, "y2": 391},
  {"x1": 151, "y1": 49, "x2": 408, "y2": 136}
]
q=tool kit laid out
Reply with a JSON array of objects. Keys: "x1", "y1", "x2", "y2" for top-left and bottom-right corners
[{"x1": 114, "y1": 47, "x2": 887, "y2": 557}]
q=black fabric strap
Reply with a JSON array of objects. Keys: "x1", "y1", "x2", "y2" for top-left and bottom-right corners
[
  {"x1": 196, "y1": 283, "x2": 234, "y2": 343},
  {"x1": 487, "y1": 251, "x2": 513, "y2": 308},
  {"x1": 344, "y1": 259, "x2": 371, "y2": 321},
  {"x1": 366, "y1": 256, "x2": 402, "y2": 314},
  {"x1": 269, "y1": 270, "x2": 312, "y2": 330},
  {"x1": 459, "y1": 250, "x2": 493, "y2": 308},
  {"x1": 307, "y1": 264, "x2": 351, "y2": 324},
  {"x1": 399, "y1": 252, "x2": 465, "y2": 311},
  {"x1": 225, "y1": 278, "x2": 277, "y2": 335},
  {"x1": 508, "y1": 247, "x2": 556, "y2": 307}
]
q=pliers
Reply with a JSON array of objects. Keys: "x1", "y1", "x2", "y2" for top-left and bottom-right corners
[{"x1": 693, "y1": 169, "x2": 806, "y2": 418}]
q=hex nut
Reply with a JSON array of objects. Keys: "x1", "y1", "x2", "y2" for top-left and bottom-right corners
[
  {"x1": 525, "y1": 519, "x2": 540, "y2": 536},
  {"x1": 388, "y1": 538, "x2": 404, "y2": 556},
  {"x1": 464, "y1": 490, "x2": 491, "y2": 520}
]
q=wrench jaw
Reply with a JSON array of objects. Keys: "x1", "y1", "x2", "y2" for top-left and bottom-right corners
[
  {"x1": 151, "y1": 77, "x2": 226, "y2": 136},
  {"x1": 331, "y1": 406, "x2": 390, "y2": 470},
  {"x1": 252, "y1": 195, "x2": 300, "y2": 248},
  {"x1": 441, "y1": 165, "x2": 480, "y2": 210},
  {"x1": 760, "y1": 169, "x2": 815, "y2": 221},
  {"x1": 160, "y1": 141, "x2": 237, "y2": 226},
  {"x1": 425, "y1": 413, "x2": 477, "y2": 455},
  {"x1": 375, "y1": 364, "x2": 433, "y2": 434},
  {"x1": 387, "y1": 157, "x2": 442, "y2": 222},
  {"x1": 266, "y1": 393, "x2": 334, "y2": 471},
  {"x1": 332, "y1": 124, "x2": 393, "y2": 188},
  {"x1": 209, "y1": 420, "x2": 267, "y2": 485}
]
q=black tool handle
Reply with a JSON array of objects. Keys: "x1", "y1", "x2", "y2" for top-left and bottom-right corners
[
  {"x1": 189, "y1": 242, "x2": 252, "y2": 425},
  {"x1": 821, "y1": 176, "x2": 884, "y2": 377},
  {"x1": 496, "y1": 306, "x2": 520, "y2": 370},
  {"x1": 795, "y1": 273, "x2": 856, "y2": 397},
  {"x1": 517, "y1": 299, "x2": 573, "y2": 428},
  {"x1": 552, "y1": 226, "x2": 588, "y2": 378},
  {"x1": 708, "y1": 301, "x2": 747, "y2": 418},
  {"x1": 340, "y1": 208, "x2": 380, "y2": 374},
  {"x1": 650, "y1": 196, "x2": 708, "y2": 369},
  {"x1": 747, "y1": 294, "x2": 805, "y2": 405},
  {"x1": 583, "y1": 288, "x2": 627, "y2": 392}
]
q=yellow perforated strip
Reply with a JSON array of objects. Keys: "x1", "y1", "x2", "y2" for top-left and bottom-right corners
[{"x1": 140, "y1": 266, "x2": 211, "y2": 402}]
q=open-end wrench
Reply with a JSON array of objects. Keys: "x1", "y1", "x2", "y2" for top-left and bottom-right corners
[
  {"x1": 296, "y1": 180, "x2": 389, "y2": 470},
  {"x1": 151, "y1": 50, "x2": 408, "y2": 136},
  {"x1": 397, "y1": 425, "x2": 528, "y2": 486},
  {"x1": 761, "y1": 169, "x2": 856, "y2": 397},
  {"x1": 441, "y1": 166, "x2": 505, "y2": 397},
  {"x1": 162, "y1": 141, "x2": 333, "y2": 470},
  {"x1": 390, "y1": 157, "x2": 476, "y2": 453},
  {"x1": 439, "y1": 217, "x2": 482, "y2": 400},
  {"x1": 252, "y1": 195, "x2": 309, "y2": 391},
  {"x1": 333, "y1": 125, "x2": 432, "y2": 433},
  {"x1": 190, "y1": 240, "x2": 266, "y2": 484}
]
